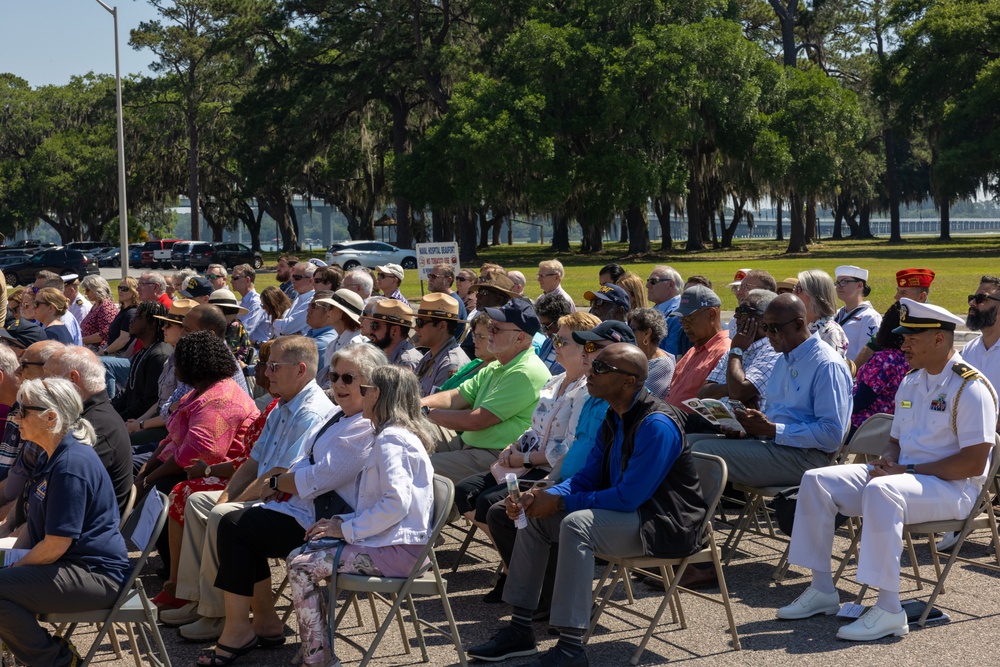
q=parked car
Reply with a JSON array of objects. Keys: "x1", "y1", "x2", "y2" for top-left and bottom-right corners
[
  {"x1": 171, "y1": 241, "x2": 213, "y2": 269},
  {"x1": 211, "y1": 243, "x2": 264, "y2": 269},
  {"x1": 3, "y1": 240, "x2": 57, "y2": 252},
  {"x1": 140, "y1": 239, "x2": 182, "y2": 268},
  {"x1": 129, "y1": 244, "x2": 143, "y2": 266},
  {"x1": 3, "y1": 249, "x2": 99, "y2": 287},
  {"x1": 96, "y1": 246, "x2": 126, "y2": 267},
  {"x1": 324, "y1": 241, "x2": 417, "y2": 271},
  {"x1": 66, "y1": 241, "x2": 112, "y2": 253},
  {"x1": 0, "y1": 252, "x2": 33, "y2": 271}
]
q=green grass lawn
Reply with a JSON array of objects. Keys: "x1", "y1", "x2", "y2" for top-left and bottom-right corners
[{"x1": 123, "y1": 235, "x2": 999, "y2": 316}]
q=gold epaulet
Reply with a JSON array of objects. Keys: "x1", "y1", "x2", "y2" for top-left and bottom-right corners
[
  {"x1": 952, "y1": 362, "x2": 982, "y2": 380},
  {"x1": 905, "y1": 368, "x2": 919, "y2": 376}
]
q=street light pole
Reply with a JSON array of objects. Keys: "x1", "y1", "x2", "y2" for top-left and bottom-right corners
[{"x1": 94, "y1": 0, "x2": 130, "y2": 281}]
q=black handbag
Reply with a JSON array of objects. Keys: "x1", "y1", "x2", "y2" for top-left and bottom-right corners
[{"x1": 307, "y1": 411, "x2": 355, "y2": 520}]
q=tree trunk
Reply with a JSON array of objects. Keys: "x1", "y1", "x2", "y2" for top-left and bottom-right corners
[
  {"x1": 625, "y1": 204, "x2": 650, "y2": 255},
  {"x1": 720, "y1": 195, "x2": 745, "y2": 248},
  {"x1": 389, "y1": 97, "x2": 413, "y2": 249},
  {"x1": 654, "y1": 196, "x2": 672, "y2": 250},
  {"x1": 477, "y1": 209, "x2": 491, "y2": 249},
  {"x1": 188, "y1": 111, "x2": 200, "y2": 241},
  {"x1": 457, "y1": 206, "x2": 478, "y2": 263},
  {"x1": 685, "y1": 172, "x2": 705, "y2": 251},
  {"x1": 775, "y1": 198, "x2": 784, "y2": 241},
  {"x1": 939, "y1": 196, "x2": 951, "y2": 240},
  {"x1": 619, "y1": 214, "x2": 629, "y2": 244},
  {"x1": 712, "y1": 208, "x2": 721, "y2": 248},
  {"x1": 885, "y1": 127, "x2": 903, "y2": 243},
  {"x1": 858, "y1": 202, "x2": 873, "y2": 238},
  {"x1": 832, "y1": 195, "x2": 845, "y2": 240},
  {"x1": 580, "y1": 217, "x2": 604, "y2": 254},
  {"x1": 491, "y1": 215, "x2": 502, "y2": 246},
  {"x1": 551, "y1": 211, "x2": 571, "y2": 252},
  {"x1": 785, "y1": 192, "x2": 808, "y2": 253},
  {"x1": 805, "y1": 195, "x2": 817, "y2": 243},
  {"x1": 770, "y1": 0, "x2": 798, "y2": 66}
]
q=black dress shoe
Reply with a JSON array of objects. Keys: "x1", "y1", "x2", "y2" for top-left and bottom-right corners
[
  {"x1": 466, "y1": 626, "x2": 537, "y2": 662},
  {"x1": 522, "y1": 646, "x2": 590, "y2": 667},
  {"x1": 482, "y1": 573, "x2": 507, "y2": 604}
]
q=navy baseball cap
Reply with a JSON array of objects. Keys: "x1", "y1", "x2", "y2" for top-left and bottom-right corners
[
  {"x1": 181, "y1": 276, "x2": 214, "y2": 299},
  {"x1": 0, "y1": 320, "x2": 46, "y2": 349},
  {"x1": 571, "y1": 321, "x2": 636, "y2": 346},
  {"x1": 485, "y1": 297, "x2": 541, "y2": 336},
  {"x1": 673, "y1": 285, "x2": 722, "y2": 317},
  {"x1": 583, "y1": 283, "x2": 630, "y2": 310}
]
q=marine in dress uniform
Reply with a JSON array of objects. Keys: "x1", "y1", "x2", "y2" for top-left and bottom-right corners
[
  {"x1": 779, "y1": 298, "x2": 999, "y2": 641},
  {"x1": 412, "y1": 292, "x2": 471, "y2": 397}
]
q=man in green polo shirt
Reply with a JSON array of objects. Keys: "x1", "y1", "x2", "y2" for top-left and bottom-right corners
[{"x1": 422, "y1": 298, "x2": 551, "y2": 483}]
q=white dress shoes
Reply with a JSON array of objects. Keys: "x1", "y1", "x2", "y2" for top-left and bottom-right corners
[
  {"x1": 776, "y1": 587, "x2": 841, "y2": 620},
  {"x1": 837, "y1": 606, "x2": 908, "y2": 641}
]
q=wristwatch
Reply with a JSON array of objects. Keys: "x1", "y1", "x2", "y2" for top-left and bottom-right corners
[
  {"x1": 905, "y1": 464, "x2": 917, "y2": 474},
  {"x1": 138, "y1": 420, "x2": 145, "y2": 430},
  {"x1": 204, "y1": 465, "x2": 213, "y2": 478},
  {"x1": 269, "y1": 474, "x2": 280, "y2": 490},
  {"x1": 522, "y1": 455, "x2": 534, "y2": 469},
  {"x1": 556, "y1": 495, "x2": 566, "y2": 512},
  {"x1": 729, "y1": 348, "x2": 744, "y2": 359},
  {"x1": 421, "y1": 405, "x2": 430, "y2": 417}
]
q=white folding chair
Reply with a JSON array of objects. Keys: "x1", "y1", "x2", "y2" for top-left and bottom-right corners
[
  {"x1": 587, "y1": 453, "x2": 740, "y2": 665},
  {"x1": 41, "y1": 491, "x2": 171, "y2": 667}
]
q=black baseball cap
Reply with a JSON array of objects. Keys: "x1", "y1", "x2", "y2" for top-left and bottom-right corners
[
  {"x1": 571, "y1": 321, "x2": 636, "y2": 346},
  {"x1": 485, "y1": 297, "x2": 541, "y2": 336},
  {"x1": 0, "y1": 320, "x2": 46, "y2": 349}
]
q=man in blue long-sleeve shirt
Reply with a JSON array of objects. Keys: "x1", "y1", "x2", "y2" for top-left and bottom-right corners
[{"x1": 467, "y1": 344, "x2": 706, "y2": 667}]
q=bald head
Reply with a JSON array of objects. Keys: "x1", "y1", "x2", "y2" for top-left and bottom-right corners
[
  {"x1": 767, "y1": 293, "x2": 807, "y2": 321},
  {"x1": 598, "y1": 343, "x2": 649, "y2": 383}
]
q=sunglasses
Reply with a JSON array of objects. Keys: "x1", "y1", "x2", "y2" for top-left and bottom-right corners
[
  {"x1": 735, "y1": 305, "x2": 763, "y2": 317},
  {"x1": 550, "y1": 335, "x2": 571, "y2": 348},
  {"x1": 13, "y1": 404, "x2": 47, "y2": 418},
  {"x1": 265, "y1": 361, "x2": 299, "y2": 373},
  {"x1": 455, "y1": 276, "x2": 471, "y2": 282},
  {"x1": 359, "y1": 384, "x2": 378, "y2": 396},
  {"x1": 308, "y1": 302, "x2": 331, "y2": 311},
  {"x1": 19, "y1": 360, "x2": 45, "y2": 371},
  {"x1": 536, "y1": 273, "x2": 558, "y2": 279},
  {"x1": 646, "y1": 277, "x2": 671, "y2": 286},
  {"x1": 834, "y1": 279, "x2": 861, "y2": 288},
  {"x1": 583, "y1": 341, "x2": 609, "y2": 354},
  {"x1": 761, "y1": 318, "x2": 800, "y2": 334},
  {"x1": 414, "y1": 318, "x2": 435, "y2": 328},
  {"x1": 488, "y1": 324, "x2": 520, "y2": 335},
  {"x1": 329, "y1": 372, "x2": 360, "y2": 385},
  {"x1": 428, "y1": 273, "x2": 447, "y2": 280},
  {"x1": 590, "y1": 358, "x2": 638, "y2": 378},
  {"x1": 377, "y1": 273, "x2": 392, "y2": 280},
  {"x1": 291, "y1": 274, "x2": 307, "y2": 281},
  {"x1": 968, "y1": 293, "x2": 1000, "y2": 305}
]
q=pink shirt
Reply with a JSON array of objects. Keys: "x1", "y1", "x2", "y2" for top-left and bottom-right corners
[
  {"x1": 158, "y1": 378, "x2": 259, "y2": 468},
  {"x1": 666, "y1": 329, "x2": 731, "y2": 410}
]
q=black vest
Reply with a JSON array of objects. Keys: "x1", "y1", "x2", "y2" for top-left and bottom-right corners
[{"x1": 598, "y1": 389, "x2": 708, "y2": 559}]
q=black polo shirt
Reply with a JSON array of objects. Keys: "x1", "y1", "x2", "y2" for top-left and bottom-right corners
[{"x1": 84, "y1": 391, "x2": 134, "y2": 516}]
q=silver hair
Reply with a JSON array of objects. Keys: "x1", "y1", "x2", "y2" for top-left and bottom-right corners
[
  {"x1": 80, "y1": 275, "x2": 112, "y2": 302},
  {"x1": 175, "y1": 269, "x2": 198, "y2": 287},
  {"x1": 508, "y1": 271, "x2": 527, "y2": 289},
  {"x1": 539, "y1": 259, "x2": 565, "y2": 279},
  {"x1": 797, "y1": 269, "x2": 838, "y2": 319},
  {"x1": 269, "y1": 335, "x2": 320, "y2": 380},
  {"x1": 142, "y1": 271, "x2": 168, "y2": 294},
  {"x1": 300, "y1": 262, "x2": 318, "y2": 278},
  {"x1": 18, "y1": 377, "x2": 96, "y2": 445},
  {"x1": 207, "y1": 264, "x2": 227, "y2": 277},
  {"x1": 327, "y1": 343, "x2": 387, "y2": 390},
  {"x1": 0, "y1": 345, "x2": 17, "y2": 378},
  {"x1": 366, "y1": 365, "x2": 435, "y2": 453},
  {"x1": 626, "y1": 307, "x2": 668, "y2": 343},
  {"x1": 346, "y1": 269, "x2": 374, "y2": 298},
  {"x1": 651, "y1": 265, "x2": 682, "y2": 288},
  {"x1": 47, "y1": 346, "x2": 107, "y2": 396},
  {"x1": 745, "y1": 289, "x2": 777, "y2": 312}
]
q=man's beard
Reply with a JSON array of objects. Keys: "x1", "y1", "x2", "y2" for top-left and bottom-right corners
[{"x1": 967, "y1": 306, "x2": 998, "y2": 331}]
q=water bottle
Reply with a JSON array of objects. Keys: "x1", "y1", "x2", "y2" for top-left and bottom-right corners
[{"x1": 506, "y1": 473, "x2": 528, "y2": 530}]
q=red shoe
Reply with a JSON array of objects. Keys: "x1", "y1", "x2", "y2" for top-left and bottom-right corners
[{"x1": 151, "y1": 587, "x2": 191, "y2": 610}]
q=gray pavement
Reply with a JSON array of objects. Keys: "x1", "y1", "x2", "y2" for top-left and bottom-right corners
[{"x1": 49, "y1": 517, "x2": 1000, "y2": 667}]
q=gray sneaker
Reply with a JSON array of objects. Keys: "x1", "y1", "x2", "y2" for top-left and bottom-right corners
[{"x1": 179, "y1": 616, "x2": 225, "y2": 642}]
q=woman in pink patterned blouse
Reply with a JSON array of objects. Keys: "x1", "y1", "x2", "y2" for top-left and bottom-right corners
[
  {"x1": 80, "y1": 275, "x2": 120, "y2": 349},
  {"x1": 852, "y1": 302, "x2": 908, "y2": 432}
]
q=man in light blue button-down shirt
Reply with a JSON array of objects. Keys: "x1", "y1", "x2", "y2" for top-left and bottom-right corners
[
  {"x1": 167, "y1": 336, "x2": 335, "y2": 637},
  {"x1": 691, "y1": 293, "x2": 852, "y2": 488}
]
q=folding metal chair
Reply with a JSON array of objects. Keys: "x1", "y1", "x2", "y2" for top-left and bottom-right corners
[
  {"x1": 328, "y1": 475, "x2": 468, "y2": 667},
  {"x1": 587, "y1": 453, "x2": 740, "y2": 665},
  {"x1": 41, "y1": 491, "x2": 171, "y2": 667}
]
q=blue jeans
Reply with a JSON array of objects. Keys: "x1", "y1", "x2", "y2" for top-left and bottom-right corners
[{"x1": 101, "y1": 356, "x2": 131, "y2": 398}]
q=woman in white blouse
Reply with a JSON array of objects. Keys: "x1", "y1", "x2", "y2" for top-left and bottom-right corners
[{"x1": 286, "y1": 364, "x2": 435, "y2": 667}]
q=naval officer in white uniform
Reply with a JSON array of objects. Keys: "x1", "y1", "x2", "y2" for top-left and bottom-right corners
[{"x1": 777, "y1": 298, "x2": 998, "y2": 641}]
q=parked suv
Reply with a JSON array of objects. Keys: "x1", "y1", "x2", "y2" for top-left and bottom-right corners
[
  {"x1": 3, "y1": 249, "x2": 99, "y2": 287},
  {"x1": 324, "y1": 241, "x2": 417, "y2": 270},
  {"x1": 140, "y1": 239, "x2": 182, "y2": 268},
  {"x1": 171, "y1": 241, "x2": 214, "y2": 269},
  {"x1": 66, "y1": 241, "x2": 112, "y2": 253},
  {"x1": 211, "y1": 243, "x2": 264, "y2": 269}
]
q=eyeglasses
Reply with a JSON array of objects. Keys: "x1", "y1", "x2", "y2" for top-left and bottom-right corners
[
  {"x1": 734, "y1": 305, "x2": 763, "y2": 317},
  {"x1": 834, "y1": 279, "x2": 861, "y2": 288},
  {"x1": 646, "y1": 277, "x2": 671, "y2": 286},
  {"x1": 550, "y1": 335, "x2": 571, "y2": 348},
  {"x1": 359, "y1": 384, "x2": 378, "y2": 396},
  {"x1": 968, "y1": 293, "x2": 1000, "y2": 305},
  {"x1": 583, "y1": 341, "x2": 609, "y2": 354},
  {"x1": 455, "y1": 276, "x2": 471, "y2": 283},
  {"x1": 308, "y1": 302, "x2": 331, "y2": 311},
  {"x1": 231, "y1": 274, "x2": 245, "y2": 281},
  {"x1": 792, "y1": 284, "x2": 804, "y2": 294},
  {"x1": 761, "y1": 318, "x2": 801, "y2": 334},
  {"x1": 590, "y1": 358, "x2": 638, "y2": 378},
  {"x1": 329, "y1": 372, "x2": 359, "y2": 385},
  {"x1": 265, "y1": 361, "x2": 299, "y2": 373},
  {"x1": 291, "y1": 274, "x2": 306, "y2": 281},
  {"x1": 414, "y1": 318, "x2": 433, "y2": 328},
  {"x1": 14, "y1": 405, "x2": 47, "y2": 418},
  {"x1": 536, "y1": 273, "x2": 558, "y2": 279},
  {"x1": 138, "y1": 281, "x2": 155, "y2": 287},
  {"x1": 18, "y1": 360, "x2": 44, "y2": 372},
  {"x1": 377, "y1": 273, "x2": 392, "y2": 280},
  {"x1": 368, "y1": 320, "x2": 384, "y2": 331},
  {"x1": 117, "y1": 285, "x2": 130, "y2": 292},
  {"x1": 488, "y1": 324, "x2": 520, "y2": 335},
  {"x1": 428, "y1": 273, "x2": 447, "y2": 280},
  {"x1": 473, "y1": 333, "x2": 488, "y2": 342}
]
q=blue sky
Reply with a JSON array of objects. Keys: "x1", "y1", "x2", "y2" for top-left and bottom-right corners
[{"x1": 1, "y1": 0, "x2": 160, "y2": 87}]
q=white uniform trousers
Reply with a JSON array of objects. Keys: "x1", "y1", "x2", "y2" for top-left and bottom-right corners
[{"x1": 788, "y1": 464, "x2": 980, "y2": 592}]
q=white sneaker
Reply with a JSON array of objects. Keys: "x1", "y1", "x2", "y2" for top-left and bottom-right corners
[
  {"x1": 776, "y1": 587, "x2": 841, "y2": 620},
  {"x1": 936, "y1": 531, "x2": 960, "y2": 552},
  {"x1": 837, "y1": 606, "x2": 908, "y2": 641},
  {"x1": 179, "y1": 615, "x2": 225, "y2": 641}
]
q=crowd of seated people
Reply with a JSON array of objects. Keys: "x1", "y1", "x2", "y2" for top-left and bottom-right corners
[{"x1": 2, "y1": 256, "x2": 999, "y2": 667}]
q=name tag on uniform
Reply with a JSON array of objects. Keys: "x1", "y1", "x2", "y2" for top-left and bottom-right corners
[{"x1": 900, "y1": 401, "x2": 912, "y2": 409}]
